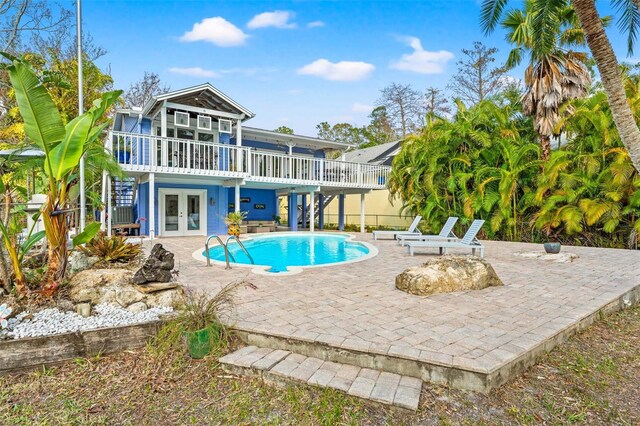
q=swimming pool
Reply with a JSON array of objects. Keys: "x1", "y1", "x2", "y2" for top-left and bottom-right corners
[{"x1": 199, "y1": 233, "x2": 376, "y2": 274}]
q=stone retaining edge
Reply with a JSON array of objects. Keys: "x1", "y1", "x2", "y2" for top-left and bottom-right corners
[{"x1": 0, "y1": 320, "x2": 163, "y2": 375}]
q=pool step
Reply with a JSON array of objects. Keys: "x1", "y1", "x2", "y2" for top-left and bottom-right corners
[{"x1": 219, "y1": 345, "x2": 422, "y2": 410}]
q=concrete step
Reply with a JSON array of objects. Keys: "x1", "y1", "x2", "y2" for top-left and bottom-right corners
[{"x1": 219, "y1": 345, "x2": 422, "y2": 411}]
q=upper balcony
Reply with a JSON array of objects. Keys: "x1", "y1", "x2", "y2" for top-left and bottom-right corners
[{"x1": 110, "y1": 131, "x2": 390, "y2": 190}]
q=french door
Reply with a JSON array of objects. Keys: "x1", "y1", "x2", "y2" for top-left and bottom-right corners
[{"x1": 159, "y1": 189, "x2": 207, "y2": 236}]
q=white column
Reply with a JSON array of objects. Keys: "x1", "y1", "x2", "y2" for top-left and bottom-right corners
[
  {"x1": 287, "y1": 143, "x2": 294, "y2": 178},
  {"x1": 149, "y1": 173, "x2": 155, "y2": 239},
  {"x1": 107, "y1": 176, "x2": 112, "y2": 236},
  {"x1": 235, "y1": 182, "x2": 240, "y2": 213},
  {"x1": 100, "y1": 171, "x2": 107, "y2": 230},
  {"x1": 309, "y1": 191, "x2": 315, "y2": 232},
  {"x1": 236, "y1": 119, "x2": 243, "y2": 172},
  {"x1": 360, "y1": 193, "x2": 366, "y2": 233},
  {"x1": 160, "y1": 105, "x2": 167, "y2": 167}
]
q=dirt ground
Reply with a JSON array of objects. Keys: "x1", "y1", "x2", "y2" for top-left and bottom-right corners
[{"x1": 1, "y1": 304, "x2": 638, "y2": 425}]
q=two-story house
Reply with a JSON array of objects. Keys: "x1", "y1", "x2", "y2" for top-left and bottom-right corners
[{"x1": 103, "y1": 83, "x2": 390, "y2": 238}]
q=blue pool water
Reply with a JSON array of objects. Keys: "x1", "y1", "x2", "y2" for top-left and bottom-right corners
[{"x1": 204, "y1": 233, "x2": 370, "y2": 273}]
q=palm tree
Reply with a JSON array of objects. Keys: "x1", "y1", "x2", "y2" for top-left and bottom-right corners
[
  {"x1": 482, "y1": 0, "x2": 640, "y2": 171},
  {"x1": 499, "y1": 1, "x2": 591, "y2": 160},
  {"x1": 3, "y1": 54, "x2": 121, "y2": 297}
]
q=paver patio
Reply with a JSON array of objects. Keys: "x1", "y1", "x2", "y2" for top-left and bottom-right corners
[{"x1": 157, "y1": 233, "x2": 640, "y2": 391}]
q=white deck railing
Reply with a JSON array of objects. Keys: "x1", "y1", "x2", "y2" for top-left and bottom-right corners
[{"x1": 110, "y1": 131, "x2": 390, "y2": 189}]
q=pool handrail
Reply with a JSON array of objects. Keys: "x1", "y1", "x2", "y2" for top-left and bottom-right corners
[{"x1": 204, "y1": 234, "x2": 254, "y2": 269}]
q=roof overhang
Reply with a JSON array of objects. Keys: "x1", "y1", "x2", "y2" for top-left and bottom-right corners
[
  {"x1": 141, "y1": 83, "x2": 255, "y2": 120},
  {"x1": 240, "y1": 127, "x2": 353, "y2": 151}
]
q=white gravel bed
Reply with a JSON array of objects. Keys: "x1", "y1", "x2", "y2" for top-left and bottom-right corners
[{"x1": 0, "y1": 303, "x2": 173, "y2": 340}]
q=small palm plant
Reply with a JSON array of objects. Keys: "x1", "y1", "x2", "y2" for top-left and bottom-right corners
[
  {"x1": 0, "y1": 303, "x2": 12, "y2": 329},
  {"x1": 224, "y1": 211, "x2": 247, "y2": 237}
]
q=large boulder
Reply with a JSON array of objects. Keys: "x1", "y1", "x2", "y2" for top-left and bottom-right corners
[
  {"x1": 68, "y1": 268, "x2": 183, "y2": 310},
  {"x1": 396, "y1": 256, "x2": 503, "y2": 296},
  {"x1": 132, "y1": 244, "x2": 175, "y2": 285},
  {"x1": 67, "y1": 251, "x2": 99, "y2": 276}
]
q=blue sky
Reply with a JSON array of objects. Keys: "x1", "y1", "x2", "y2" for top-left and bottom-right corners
[{"x1": 77, "y1": 0, "x2": 630, "y2": 135}]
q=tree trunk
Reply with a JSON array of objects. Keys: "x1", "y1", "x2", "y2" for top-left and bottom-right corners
[
  {"x1": 540, "y1": 134, "x2": 551, "y2": 161},
  {"x1": 573, "y1": 0, "x2": 640, "y2": 172},
  {"x1": 41, "y1": 193, "x2": 68, "y2": 297}
]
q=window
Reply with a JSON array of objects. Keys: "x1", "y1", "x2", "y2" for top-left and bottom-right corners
[
  {"x1": 177, "y1": 128, "x2": 195, "y2": 140},
  {"x1": 197, "y1": 115, "x2": 212, "y2": 130},
  {"x1": 174, "y1": 111, "x2": 190, "y2": 127},
  {"x1": 198, "y1": 132, "x2": 214, "y2": 142},
  {"x1": 156, "y1": 127, "x2": 175, "y2": 137},
  {"x1": 218, "y1": 119, "x2": 232, "y2": 134}
]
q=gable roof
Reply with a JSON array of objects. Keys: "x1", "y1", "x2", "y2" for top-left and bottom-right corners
[
  {"x1": 141, "y1": 83, "x2": 255, "y2": 120},
  {"x1": 344, "y1": 140, "x2": 402, "y2": 165}
]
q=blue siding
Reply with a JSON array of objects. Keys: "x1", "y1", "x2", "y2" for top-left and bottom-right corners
[
  {"x1": 137, "y1": 182, "x2": 149, "y2": 235},
  {"x1": 228, "y1": 188, "x2": 277, "y2": 221}
]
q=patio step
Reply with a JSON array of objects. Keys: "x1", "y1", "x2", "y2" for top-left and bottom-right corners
[{"x1": 219, "y1": 345, "x2": 422, "y2": 411}]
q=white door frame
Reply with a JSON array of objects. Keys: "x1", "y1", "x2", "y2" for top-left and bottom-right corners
[{"x1": 158, "y1": 188, "x2": 207, "y2": 237}]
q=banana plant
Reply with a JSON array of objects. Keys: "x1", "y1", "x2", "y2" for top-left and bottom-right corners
[{"x1": 2, "y1": 53, "x2": 122, "y2": 297}]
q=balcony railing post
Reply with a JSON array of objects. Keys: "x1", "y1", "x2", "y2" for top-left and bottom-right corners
[
  {"x1": 357, "y1": 163, "x2": 362, "y2": 186},
  {"x1": 319, "y1": 158, "x2": 324, "y2": 182}
]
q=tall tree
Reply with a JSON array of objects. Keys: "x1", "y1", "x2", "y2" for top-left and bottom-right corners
[
  {"x1": 423, "y1": 87, "x2": 452, "y2": 121},
  {"x1": 0, "y1": 0, "x2": 72, "y2": 53},
  {"x1": 316, "y1": 121, "x2": 369, "y2": 146},
  {"x1": 365, "y1": 106, "x2": 396, "y2": 144},
  {"x1": 274, "y1": 125, "x2": 294, "y2": 134},
  {"x1": 448, "y1": 41, "x2": 508, "y2": 106},
  {"x1": 501, "y1": 1, "x2": 591, "y2": 160},
  {"x1": 376, "y1": 83, "x2": 422, "y2": 137},
  {"x1": 123, "y1": 71, "x2": 170, "y2": 107},
  {"x1": 481, "y1": 0, "x2": 640, "y2": 172}
]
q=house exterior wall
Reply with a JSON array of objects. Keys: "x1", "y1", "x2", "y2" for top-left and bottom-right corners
[
  {"x1": 227, "y1": 188, "x2": 277, "y2": 221},
  {"x1": 323, "y1": 190, "x2": 412, "y2": 228}
]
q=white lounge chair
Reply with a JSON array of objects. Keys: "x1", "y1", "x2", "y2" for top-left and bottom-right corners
[
  {"x1": 372, "y1": 215, "x2": 422, "y2": 240},
  {"x1": 397, "y1": 216, "x2": 459, "y2": 246},
  {"x1": 406, "y1": 219, "x2": 485, "y2": 257}
]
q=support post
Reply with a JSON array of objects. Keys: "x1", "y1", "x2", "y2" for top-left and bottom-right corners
[
  {"x1": 234, "y1": 182, "x2": 240, "y2": 213},
  {"x1": 360, "y1": 193, "x2": 366, "y2": 233},
  {"x1": 160, "y1": 104, "x2": 167, "y2": 167},
  {"x1": 318, "y1": 194, "x2": 325, "y2": 230},
  {"x1": 288, "y1": 192, "x2": 298, "y2": 231},
  {"x1": 77, "y1": 0, "x2": 86, "y2": 231},
  {"x1": 107, "y1": 176, "x2": 112, "y2": 236},
  {"x1": 309, "y1": 191, "x2": 315, "y2": 232},
  {"x1": 301, "y1": 194, "x2": 307, "y2": 229},
  {"x1": 149, "y1": 173, "x2": 155, "y2": 239},
  {"x1": 338, "y1": 193, "x2": 345, "y2": 231},
  {"x1": 236, "y1": 119, "x2": 243, "y2": 172},
  {"x1": 100, "y1": 171, "x2": 107, "y2": 230}
]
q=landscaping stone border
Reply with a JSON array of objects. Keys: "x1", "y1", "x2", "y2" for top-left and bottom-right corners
[{"x1": 0, "y1": 319, "x2": 165, "y2": 375}]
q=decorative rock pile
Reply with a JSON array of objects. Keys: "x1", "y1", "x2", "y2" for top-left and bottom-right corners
[
  {"x1": 396, "y1": 255, "x2": 503, "y2": 296},
  {"x1": 68, "y1": 244, "x2": 183, "y2": 312},
  {"x1": 0, "y1": 304, "x2": 173, "y2": 340},
  {"x1": 132, "y1": 244, "x2": 174, "y2": 284}
]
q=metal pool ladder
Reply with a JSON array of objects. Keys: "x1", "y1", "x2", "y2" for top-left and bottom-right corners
[{"x1": 205, "y1": 234, "x2": 254, "y2": 269}]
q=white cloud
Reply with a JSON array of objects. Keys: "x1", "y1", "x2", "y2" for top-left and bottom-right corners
[
  {"x1": 180, "y1": 17, "x2": 248, "y2": 47},
  {"x1": 169, "y1": 67, "x2": 220, "y2": 78},
  {"x1": 297, "y1": 59, "x2": 375, "y2": 81},
  {"x1": 352, "y1": 103, "x2": 373, "y2": 113},
  {"x1": 247, "y1": 11, "x2": 296, "y2": 29},
  {"x1": 307, "y1": 21, "x2": 325, "y2": 28},
  {"x1": 390, "y1": 36, "x2": 454, "y2": 74}
]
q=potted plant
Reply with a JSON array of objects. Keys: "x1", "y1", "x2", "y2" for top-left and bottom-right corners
[
  {"x1": 543, "y1": 232, "x2": 561, "y2": 254},
  {"x1": 174, "y1": 282, "x2": 242, "y2": 359},
  {"x1": 225, "y1": 211, "x2": 247, "y2": 237}
]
